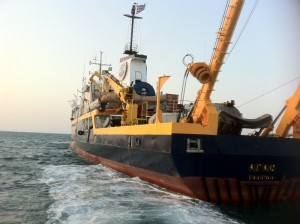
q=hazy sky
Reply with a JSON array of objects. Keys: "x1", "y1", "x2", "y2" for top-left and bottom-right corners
[{"x1": 1, "y1": 0, "x2": 299, "y2": 134}]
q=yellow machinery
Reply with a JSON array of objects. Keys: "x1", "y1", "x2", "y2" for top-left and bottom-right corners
[
  {"x1": 88, "y1": 0, "x2": 299, "y2": 139},
  {"x1": 182, "y1": 0, "x2": 244, "y2": 135},
  {"x1": 275, "y1": 84, "x2": 300, "y2": 138},
  {"x1": 260, "y1": 85, "x2": 300, "y2": 138}
]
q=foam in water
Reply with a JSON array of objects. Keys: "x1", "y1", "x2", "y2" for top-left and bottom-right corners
[{"x1": 40, "y1": 164, "x2": 241, "y2": 224}]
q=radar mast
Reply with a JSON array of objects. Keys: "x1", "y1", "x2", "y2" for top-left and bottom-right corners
[{"x1": 124, "y1": 3, "x2": 145, "y2": 55}]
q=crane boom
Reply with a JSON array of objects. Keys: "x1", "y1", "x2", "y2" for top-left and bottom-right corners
[{"x1": 184, "y1": 0, "x2": 244, "y2": 133}]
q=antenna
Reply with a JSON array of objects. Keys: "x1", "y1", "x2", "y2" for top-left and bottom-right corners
[{"x1": 89, "y1": 51, "x2": 111, "y2": 75}]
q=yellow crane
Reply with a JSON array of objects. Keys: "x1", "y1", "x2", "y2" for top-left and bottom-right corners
[
  {"x1": 276, "y1": 84, "x2": 300, "y2": 138},
  {"x1": 260, "y1": 84, "x2": 300, "y2": 138},
  {"x1": 182, "y1": 0, "x2": 244, "y2": 135}
]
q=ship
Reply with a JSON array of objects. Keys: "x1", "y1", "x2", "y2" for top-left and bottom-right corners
[{"x1": 70, "y1": 0, "x2": 300, "y2": 203}]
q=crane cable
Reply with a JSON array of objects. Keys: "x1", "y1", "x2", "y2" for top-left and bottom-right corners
[
  {"x1": 225, "y1": 0, "x2": 260, "y2": 61},
  {"x1": 237, "y1": 76, "x2": 300, "y2": 108}
]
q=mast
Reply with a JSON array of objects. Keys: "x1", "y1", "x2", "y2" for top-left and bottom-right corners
[
  {"x1": 124, "y1": 3, "x2": 145, "y2": 55},
  {"x1": 89, "y1": 51, "x2": 111, "y2": 75}
]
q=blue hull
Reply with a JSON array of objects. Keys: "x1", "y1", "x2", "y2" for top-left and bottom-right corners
[{"x1": 71, "y1": 133, "x2": 300, "y2": 203}]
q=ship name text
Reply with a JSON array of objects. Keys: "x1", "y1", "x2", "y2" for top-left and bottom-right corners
[{"x1": 248, "y1": 163, "x2": 277, "y2": 181}]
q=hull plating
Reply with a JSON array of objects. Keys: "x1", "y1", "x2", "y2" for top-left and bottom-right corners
[{"x1": 70, "y1": 133, "x2": 300, "y2": 204}]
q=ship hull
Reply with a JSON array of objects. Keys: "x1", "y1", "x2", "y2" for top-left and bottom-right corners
[{"x1": 71, "y1": 133, "x2": 300, "y2": 203}]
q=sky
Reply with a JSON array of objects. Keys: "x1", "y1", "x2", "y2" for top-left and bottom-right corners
[{"x1": 0, "y1": 0, "x2": 299, "y2": 134}]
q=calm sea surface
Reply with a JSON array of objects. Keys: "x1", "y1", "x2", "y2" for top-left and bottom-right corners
[{"x1": 0, "y1": 131, "x2": 299, "y2": 224}]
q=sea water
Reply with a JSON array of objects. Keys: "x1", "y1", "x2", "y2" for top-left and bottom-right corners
[{"x1": 0, "y1": 131, "x2": 299, "y2": 224}]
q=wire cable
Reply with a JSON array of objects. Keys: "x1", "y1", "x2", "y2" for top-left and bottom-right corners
[
  {"x1": 237, "y1": 76, "x2": 300, "y2": 108},
  {"x1": 226, "y1": 0, "x2": 259, "y2": 61}
]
